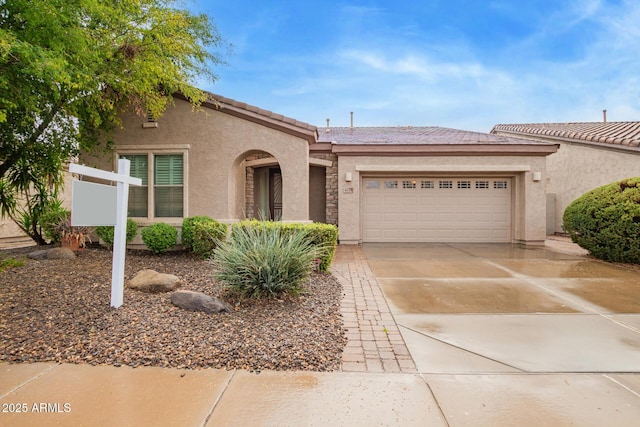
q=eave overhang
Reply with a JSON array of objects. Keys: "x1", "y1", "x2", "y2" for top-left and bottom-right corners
[{"x1": 330, "y1": 143, "x2": 559, "y2": 156}]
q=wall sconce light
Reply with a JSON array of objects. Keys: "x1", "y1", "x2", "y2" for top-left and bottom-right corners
[
  {"x1": 532, "y1": 171, "x2": 542, "y2": 182},
  {"x1": 345, "y1": 172, "x2": 353, "y2": 182}
]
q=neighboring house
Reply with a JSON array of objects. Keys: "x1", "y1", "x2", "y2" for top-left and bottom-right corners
[
  {"x1": 491, "y1": 122, "x2": 640, "y2": 233},
  {"x1": 82, "y1": 92, "x2": 558, "y2": 245}
]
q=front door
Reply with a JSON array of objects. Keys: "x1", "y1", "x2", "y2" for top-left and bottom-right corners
[{"x1": 269, "y1": 168, "x2": 283, "y2": 220}]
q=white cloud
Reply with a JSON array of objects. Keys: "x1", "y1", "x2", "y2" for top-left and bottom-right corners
[{"x1": 207, "y1": 0, "x2": 640, "y2": 132}]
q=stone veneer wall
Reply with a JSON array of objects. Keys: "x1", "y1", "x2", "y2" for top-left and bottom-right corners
[
  {"x1": 245, "y1": 158, "x2": 255, "y2": 219},
  {"x1": 310, "y1": 152, "x2": 338, "y2": 225}
]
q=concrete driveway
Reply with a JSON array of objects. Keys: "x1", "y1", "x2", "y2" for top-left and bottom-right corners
[
  {"x1": 361, "y1": 242, "x2": 640, "y2": 425},
  {"x1": 364, "y1": 242, "x2": 640, "y2": 373}
]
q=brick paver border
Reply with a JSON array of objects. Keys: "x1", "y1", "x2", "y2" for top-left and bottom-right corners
[{"x1": 331, "y1": 245, "x2": 417, "y2": 373}]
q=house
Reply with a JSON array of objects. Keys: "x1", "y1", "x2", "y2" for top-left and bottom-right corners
[
  {"x1": 80, "y1": 92, "x2": 558, "y2": 246},
  {"x1": 491, "y1": 122, "x2": 640, "y2": 233}
]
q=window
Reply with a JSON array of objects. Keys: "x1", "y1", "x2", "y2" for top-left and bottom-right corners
[
  {"x1": 402, "y1": 180, "x2": 416, "y2": 189},
  {"x1": 476, "y1": 181, "x2": 489, "y2": 189},
  {"x1": 120, "y1": 154, "x2": 148, "y2": 217},
  {"x1": 494, "y1": 180, "x2": 508, "y2": 189},
  {"x1": 365, "y1": 180, "x2": 380, "y2": 189},
  {"x1": 439, "y1": 180, "x2": 453, "y2": 189},
  {"x1": 154, "y1": 155, "x2": 183, "y2": 217},
  {"x1": 421, "y1": 180, "x2": 434, "y2": 189},
  {"x1": 120, "y1": 153, "x2": 184, "y2": 218},
  {"x1": 384, "y1": 180, "x2": 398, "y2": 189},
  {"x1": 457, "y1": 180, "x2": 471, "y2": 189}
]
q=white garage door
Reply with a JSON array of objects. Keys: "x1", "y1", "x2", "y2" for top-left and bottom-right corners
[{"x1": 363, "y1": 177, "x2": 512, "y2": 242}]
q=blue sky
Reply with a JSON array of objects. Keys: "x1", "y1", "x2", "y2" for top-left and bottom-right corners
[{"x1": 190, "y1": 0, "x2": 639, "y2": 132}]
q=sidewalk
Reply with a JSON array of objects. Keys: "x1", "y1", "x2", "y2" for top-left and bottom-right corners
[{"x1": 1, "y1": 363, "x2": 442, "y2": 427}]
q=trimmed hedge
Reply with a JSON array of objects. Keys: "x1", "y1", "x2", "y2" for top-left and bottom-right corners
[
  {"x1": 141, "y1": 222, "x2": 178, "y2": 254},
  {"x1": 191, "y1": 220, "x2": 228, "y2": 258},
  {"x1": 95, "y1": 219, "x2": 138, "y2": 248},
  {"x1": 181, "y1": 216, "x2": 215, "y2": 251},
  {"x1": 231, "y1": 220, "x2": 339, "y2": 272},
  {"x1": 563, "y1": 177, "x2": 640, "y2": 263}
]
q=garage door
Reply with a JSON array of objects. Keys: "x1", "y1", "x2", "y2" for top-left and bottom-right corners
[{"x1": 363, "y1": 177, "x2": 512, "y2": 242}]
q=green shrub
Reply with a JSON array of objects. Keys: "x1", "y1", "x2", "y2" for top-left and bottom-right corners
[
  {"x1": 40, "y1": 207, "x2": 70, "y2": 244},
  {"x1": 141, "y1": 222, "x2": 178, "y2": 254},
  {"x1": 302, "y1": 223, "x2": 339, "y2": 272},
  {"x1": 213, "y1": 222, "x2": 320, "y2": 298},
  {"x1": 95, "y1": 219, "x2": 138, "y2": 248},
  {"x1": 563, "y1": 177, "x2": 640, "y2": 263},
  {"x1": 191, "y1": 220, "x2": 228, "y2": 258},
  {"x1": 232, "y1": 220, "x2": 338, "y2": 272},
  {"x1": 181, "y1": 216, "x2": 216, "y2": 251}
]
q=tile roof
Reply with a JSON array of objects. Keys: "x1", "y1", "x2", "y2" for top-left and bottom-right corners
[
  {"x1": 317, "y1": 126, "x2": 550, "y2": 145},
  {"x1": 204, "y1": 92, "x2": 318, "y2": 134},
  {"x1": 491, "y1": 122, "x2": 640, "y2": 148}
]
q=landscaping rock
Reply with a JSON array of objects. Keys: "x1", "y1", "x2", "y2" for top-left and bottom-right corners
[
  {"x1": 48, "y1": 247, "x2": 77, "y2": 260},
  {"x1": 0, "y1": 247, "x2": 346, "y2": 371},
  {"x1": 27, "y1": 247, "x2": 76, "y2": 260},
  {"x1": 27, "y1": 250, "x2": 49, "y2": 260},
  {"x1": 126, "y1": 269, "x2": 181, "y2": 293},
  {"x1": 170, "y1": 290, "x2": 232, "y2": 314}
]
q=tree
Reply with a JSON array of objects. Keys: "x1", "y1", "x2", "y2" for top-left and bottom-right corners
[{"x1": 0, "y1": 0, "x2": 226, "y2": 244}]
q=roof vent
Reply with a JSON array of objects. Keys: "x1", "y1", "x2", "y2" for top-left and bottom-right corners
[
  {"x1": 350, "y1": 112, "x2": 354, "y2": 128},
  {"x1": 603, "y1": 109, "x2": 607, "y2": 123},
  {"x1": 325, "y1": 118, "x2": 331, "y2": 133}
]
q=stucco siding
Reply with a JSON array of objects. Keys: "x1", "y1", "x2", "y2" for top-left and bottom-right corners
[
  {"x1": 97, "y1": 99, "x2": 311, "y2": 223},
  {"x1": 547, "y1": 143, "x2": 640, "y2": 233}
]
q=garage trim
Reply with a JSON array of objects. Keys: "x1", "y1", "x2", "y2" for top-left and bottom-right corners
[
  {"x1": 361, "y1": 175, "x2": 514, "y2": 243},
  {"x1": 355, "y1": 165, "x2": 531, "y2": 172}
]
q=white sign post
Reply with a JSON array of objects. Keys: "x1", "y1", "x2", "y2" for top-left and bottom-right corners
[{"x1": 69, "y1": 159, "x2": 142, "y2": 308}]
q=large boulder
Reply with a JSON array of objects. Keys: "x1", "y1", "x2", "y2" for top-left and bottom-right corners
[
  {"x1": 170, "y1": 290, "x2": 231, "y2": 314},
  {"x1": 126, "y1": 269, "x2": 181, "y2": 293},
  {"x1": 28, "y1": 247, "x2": 76, "y2": 260}
]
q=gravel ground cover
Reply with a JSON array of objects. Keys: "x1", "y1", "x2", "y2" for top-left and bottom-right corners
[{"x1": 0, "y1": 246, "x2": 346, "y2": 371}]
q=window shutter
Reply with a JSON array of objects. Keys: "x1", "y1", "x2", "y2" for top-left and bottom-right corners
[
  {"x1": 155, "y1": 155, "x2": 183, "y2": 185},
  {"x1": 154, "y1": 155, "x2": 183, "y2": 217}
]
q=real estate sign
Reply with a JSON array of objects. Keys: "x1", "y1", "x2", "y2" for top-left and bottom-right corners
[
  {"x1": 71, "y1": 180, "x2": 117, "y2": 226},
  {"x1": 69, "y1": 160, "x2": 142, "y2": 308}
]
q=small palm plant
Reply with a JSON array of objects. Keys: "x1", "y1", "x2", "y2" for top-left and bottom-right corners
[{"x1": 212, "y1": 223, "x2": 319, "y2": 298}]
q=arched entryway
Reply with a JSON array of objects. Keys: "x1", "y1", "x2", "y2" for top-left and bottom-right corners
[
  {"x1": 229, "y1": 145, "x2": 310, "y2": 222},
  {"x1": 243, "y1": 152, "x2": 283, "y2": 220}
]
